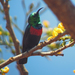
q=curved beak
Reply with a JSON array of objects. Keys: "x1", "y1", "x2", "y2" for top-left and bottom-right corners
[{"x1": 36, "y1": 7, "x2": 43, "y2": 14}]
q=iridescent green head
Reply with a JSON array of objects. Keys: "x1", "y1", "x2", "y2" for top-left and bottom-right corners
[{"x1": 28, "y1": 7, "x2": 43, "y2": 26}]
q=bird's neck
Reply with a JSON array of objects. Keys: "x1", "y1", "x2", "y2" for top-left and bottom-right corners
[{"x1": 32, "y1": 22, "x2": 42, "y2": 29}]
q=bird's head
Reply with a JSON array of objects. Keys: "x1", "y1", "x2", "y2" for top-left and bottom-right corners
[{"x1": 28, "y1": 7, "x2": 43, "y2": 26}]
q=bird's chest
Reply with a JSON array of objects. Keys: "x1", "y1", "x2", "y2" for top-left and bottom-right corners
[{"x1": 30, "y1": 26, "x2": 42, "y2": 36}]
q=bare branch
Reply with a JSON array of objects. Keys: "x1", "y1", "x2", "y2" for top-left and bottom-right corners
[
  {"x1": 0, "y1": 31, "x2": 69, "y2": 68},
  {"x1": 32, "y1": 41, "x2": 75, "y2": 56},
  {"x1": 32, "y1": 52, "x2": 64, "y2": 56},
  {"x1": 1, "y1": 0, "x2": 20, "y2": 55},
  {"x1": 0, "y1": 41, "x2": 74, "y2": 68}
]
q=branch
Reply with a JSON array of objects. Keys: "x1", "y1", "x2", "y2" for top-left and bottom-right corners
[
  {"x1": 32, "y1": 52, "x2": 64, "y2": 56},
  {"x1": 0, "y1": 31, "x2": 69, "y2": 68},
  {"x1": 0, "y1": 0, "x2": 28, "y2": 75},
  {"x1": 44, "y1": 0, "x2": 75, "y2": 41},
  {"x1": 32, "y1": 41, "x2": 75, "y2": 56},
  {"x1": 1, "y1": 0, "x2": 20, "y2": 55},
  {"x1": 0, "y1": 41, "x2": 74, "y2": 69}
]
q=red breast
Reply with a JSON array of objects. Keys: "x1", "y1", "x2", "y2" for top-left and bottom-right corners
[{"x1": 30, "y1": 26, "x2": 42, "y2": 36}]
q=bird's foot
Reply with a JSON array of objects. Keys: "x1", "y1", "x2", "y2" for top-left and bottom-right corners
[
  {"x1": 26, "y1": 50, "x2": 32, "y2": 56},
  {"x1": 40, "y1": 41, "x2": 46, "y2": 48}
]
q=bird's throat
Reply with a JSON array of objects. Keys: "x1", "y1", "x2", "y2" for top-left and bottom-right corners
[{"x1": 30, "y1": 26, "x2": 42, "y2": 36}]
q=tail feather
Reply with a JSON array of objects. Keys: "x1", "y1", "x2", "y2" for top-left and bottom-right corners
[{"x1": 19, "y1": 58, "x2": 27, "y2": 64}]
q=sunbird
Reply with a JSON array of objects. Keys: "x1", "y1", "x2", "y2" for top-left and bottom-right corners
[{"x1": 19, "y1": 7, "x2": 43, "y2": 64}]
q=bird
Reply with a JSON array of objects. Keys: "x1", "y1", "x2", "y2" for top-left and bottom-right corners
[{"x1": 19, "y1": 7, "x2": 43, "y2": 64}]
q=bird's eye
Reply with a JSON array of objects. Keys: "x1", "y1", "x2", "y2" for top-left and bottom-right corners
[{"x1": 33, "y1": 15, "x2": 37, "y2": 18}]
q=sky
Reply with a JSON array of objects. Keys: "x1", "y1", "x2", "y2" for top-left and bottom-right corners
[{"x1": 0, "y1": 0, "x2": 75, "y2": 75}]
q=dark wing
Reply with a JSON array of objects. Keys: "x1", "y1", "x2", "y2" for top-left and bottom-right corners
[{"x1": 22, "y1": 24, "x2": 30, "y2": 53}]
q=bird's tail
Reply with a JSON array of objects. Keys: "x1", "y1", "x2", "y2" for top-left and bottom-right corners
[{"x1": 19, "y1": 58, "x2": 27, "y2": 64}]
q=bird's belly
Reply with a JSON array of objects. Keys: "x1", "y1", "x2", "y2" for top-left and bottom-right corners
[{"x1": 26, "y1": 34, "x2": 41, "y2": 49}]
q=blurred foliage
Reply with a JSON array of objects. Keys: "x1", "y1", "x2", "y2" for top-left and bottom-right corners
[
  {"x1": 0, "y1": 59, "x2": 5, "y2": 64},
  {"x1": 43, "y1": 21, "x2": 74, "y2": 54}
]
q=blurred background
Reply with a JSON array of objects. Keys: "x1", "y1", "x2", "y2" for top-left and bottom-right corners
[{"x1": 0, "y1": 0, "x2": 75, "y2": 75}]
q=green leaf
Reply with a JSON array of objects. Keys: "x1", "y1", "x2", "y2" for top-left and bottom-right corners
[
  {"x1": 11, "y1": 50, "x2": 16, "y2": 55},
  {"x1": 61, "y1": 41, "x2": 66, "y2": 47},
  {"x1": 0, "y1": 59, "x2": 5, "y2": 64},
  {"x1": 0, "y1": 48, "x2": 2, "y2": 53},
  {"x1": 14, "y1": 16, "x2": 17, "y2": 21},
  {"x1": 9, "y1": 36, "x2": 13, "y2": 43},
  {"x1": 3, "y1": 31, "x2": 9, "y2": 36}
]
